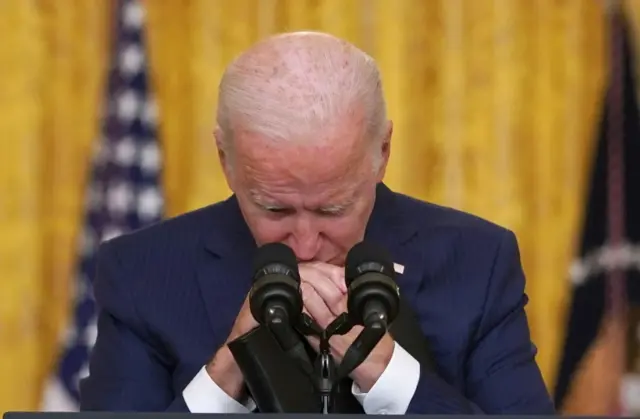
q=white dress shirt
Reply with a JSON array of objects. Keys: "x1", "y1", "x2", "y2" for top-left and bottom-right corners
[{"x1": 183, "y1": 341, "x2": 420, "y2": 415}]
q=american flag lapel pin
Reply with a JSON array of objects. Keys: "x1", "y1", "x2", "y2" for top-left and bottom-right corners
[{"x1": 394, "y1": 263, "x2": 405, "y2": 275}]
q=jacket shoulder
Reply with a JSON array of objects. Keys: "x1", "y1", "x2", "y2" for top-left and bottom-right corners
[
  {"x1": 394, "y1": 192, "x2": 513, "y2": 241},
  {"x1": 100, "y1": 201, "x2": 223, "y2": 255},
  {"x1": 91, "y1": 202, "x2": 230, "y2": 321}
]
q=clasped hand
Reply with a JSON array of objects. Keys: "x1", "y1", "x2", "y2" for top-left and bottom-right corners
[
  {"x1": 299, "y1": 262, "x2": 394, "y2": 392},
  {"x1": 211, "y1": 262, "x2": 395, "y2": 399}
]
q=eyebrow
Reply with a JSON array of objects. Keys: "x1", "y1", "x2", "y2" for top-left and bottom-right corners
[
  {"x1": 249, "y1": 189, "x2": 284, "y2": 210},
  {"x1": 249, "y1": 189, "x2": 355, "y2": 212},
  {"x1": 317, "y1": 201, "x2": 352, "y2": 214}
]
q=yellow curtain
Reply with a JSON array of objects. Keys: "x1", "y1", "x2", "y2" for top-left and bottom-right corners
[
  {"x1": 0, "y1": 0, "x2": 616, "y2": 412},
  {"x1": 0, "y1": 0, "x2": 111, "y2": 412}
]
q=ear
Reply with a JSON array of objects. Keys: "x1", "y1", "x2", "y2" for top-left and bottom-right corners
[
  {"x1": 214, "y1": 126, "x2": 235, "y2": 192},
  {"x1": 374, "y1": 120, "x2": 393, "y2": 182}
]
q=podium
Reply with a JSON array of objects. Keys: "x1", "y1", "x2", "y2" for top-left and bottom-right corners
[
  {"x1": 4, "y1": 415, "x2": 418, "y2": 419},
  {"x1": 1, "y1": 414, "x2": 614, "y2": 419}
]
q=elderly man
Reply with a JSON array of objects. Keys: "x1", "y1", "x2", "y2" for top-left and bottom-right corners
[{"x1": 80, "y1": 32, "x2": 555, "y2": 414}]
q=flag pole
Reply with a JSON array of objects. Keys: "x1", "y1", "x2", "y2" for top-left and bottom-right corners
[
  {"x1": 604, "y1": 0, "x2": 627, "y2": 321},
  {"x1": 603, "y1": 0, "x2": 628, "y2": 415}
]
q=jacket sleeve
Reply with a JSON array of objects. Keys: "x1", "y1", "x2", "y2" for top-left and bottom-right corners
[
  {"x1": 79, "y1": 239, "x2": 189, "y2": 412},
  {"x1": 406, "y1": 230, "x2": 556, "y2": 414}
]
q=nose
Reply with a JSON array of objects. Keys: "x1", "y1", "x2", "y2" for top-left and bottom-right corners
[{"x1": 291, "y1": 215, "x2": 320, "y2": 261}]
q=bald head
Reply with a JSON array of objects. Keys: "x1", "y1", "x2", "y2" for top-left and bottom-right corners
[{"x1": 215, "y1": 32, "x2": 387, "y2": 163}]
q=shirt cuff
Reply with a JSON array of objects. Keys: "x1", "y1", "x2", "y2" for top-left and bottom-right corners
[
  {"x1": 351, "y1": 341, "x2": 420, "y2": 414},
  {"x1": 183, "y1": 365, "x2": 256, "y2": 413}
]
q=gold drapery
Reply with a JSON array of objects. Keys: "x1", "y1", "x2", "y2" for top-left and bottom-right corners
[
  {"x1": 2, "y1": 0, "x2": 634, "y2": 412},
  {"x1": 0, "y1": 0, "x2": 111, "y2": 411}
]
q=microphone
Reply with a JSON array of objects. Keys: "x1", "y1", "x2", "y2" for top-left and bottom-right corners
[
  {"x1": 336, "y1": 241, "x2": 400, "y2": 378},
  {"x1": 249, "y1": 242, "x2": 312, "y2": 375},
  {"x1": 345, "y1": 241, "x2": 400, "y2": 329}
]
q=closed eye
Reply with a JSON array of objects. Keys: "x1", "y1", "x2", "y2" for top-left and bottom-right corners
[
  {"x1": 264, "y1": 206, "x2": 294, "y2": 216},
  {"x1": 317, "y1": 207, "x2": 347, "y2": 217}
]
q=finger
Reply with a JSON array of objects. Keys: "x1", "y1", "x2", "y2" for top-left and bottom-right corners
[
  {"x1": 337, "y1": 295, "x2": 348, "y2": 315},
  {"x1": 299, "y1": 264, "x2": 346, "y2": 315},
  {"x1": 227, "y1": 292, "x2": 258, "y2": 342},
  {"x1": 303, "y1": 275, "x2": 345, "y2": 317},
  {"x1": 306, "y1": 262, "x2": 346, "y2": 292},
  {"x1": 300, "y1": 282, "x2": 334, "y2": 329}
]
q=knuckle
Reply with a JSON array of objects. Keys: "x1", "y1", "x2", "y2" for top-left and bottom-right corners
[
  {"x1": 300, "y1": 281, "x2": 311, "y2": 295},
  {"x1": 299, "y1": 269, "x2": 316, "y2": 284},
  {"x1": 327, "y1": 293, "x2": 342, "y2": 309},
  {"x1": 300, "y1": 283, "x2": 315, "y2": 305}
]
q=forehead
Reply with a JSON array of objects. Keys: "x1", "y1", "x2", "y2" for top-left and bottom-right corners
[
  {"x1": 241, "y1": 143, "x2": 369, "y2": 203},
  {"x1": 248, "y1": 182, "x2": 359, "y2": 210},
  {"x1": 233, "y1": 126, "x2": 371, "y2": 206},
  {"x1": 235, "y1": 105, "x2": 370, "y2": 160}
]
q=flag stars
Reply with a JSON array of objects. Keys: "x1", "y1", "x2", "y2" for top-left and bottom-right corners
[
  {"x1": 116, "y1": 90, "x2": 141, "y2": 122},
  {"x1": 140, "y1": 142, "x2": 161, "y2": 174},
  {"x1": 84, "y1": 318, "x2": 98, "y2": 348},
  {"x1": 119, "y1": 44, "x2": 145, "y2": 77},
  {"x1": 138, "y1": 188, "x2": 163, "y2": 220},
  {"x1": 114, "y1": 137, "x2": 137, "y2": 166},
  {"x1": 106, "y1": 182, "x2": 134, "y2": 215},
  {"x1": 122, "y1": 0, "x2": 144, "y2": 29},
  {"x1": 75, "y1": 362, "x2": 90, "y2": 390}
]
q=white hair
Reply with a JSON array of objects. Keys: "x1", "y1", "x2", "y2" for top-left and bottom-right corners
[{"x1": 216, "y1": 32, "x2": 387, "y2": 170}]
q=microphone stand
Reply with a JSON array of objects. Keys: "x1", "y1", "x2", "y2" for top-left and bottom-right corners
[
  {"x1": 317, "y1": 330, "x2": 335, "y2": 413},
  {"x1": 265, "y1": 306, "x2": 314, "y2": 376},
  {"x1": 296, "y1": 305, "x2": 392, "y2": 413},
  {"x1": 336, "y1": 309, "x2": 388, "y2": 379},
  {"x1": 297, "y1": 313, "x2": 352, "y2": 413}
]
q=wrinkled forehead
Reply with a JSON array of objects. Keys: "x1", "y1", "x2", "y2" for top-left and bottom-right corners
[
  {"x1": 234, "y1": 140, "x2": 373, "y2": 208},
  {"x1": 247, "y1": 177, "x2": 364, "y2": 209},
  {"x1": 234, "y1": 121, "x2": 370, "y2": 175}
]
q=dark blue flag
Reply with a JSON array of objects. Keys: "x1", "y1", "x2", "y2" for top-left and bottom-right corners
[
  {"x1": 553, "y1": 6, "x2": 640, "y2": 415},
  {"x1": 41, "y1": 0, "x2": 163, "y2": 410}
]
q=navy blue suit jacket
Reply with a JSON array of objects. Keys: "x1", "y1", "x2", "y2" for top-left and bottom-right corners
[{"x1": 80, "y1": 183, "x2": 555, "y2": 414}]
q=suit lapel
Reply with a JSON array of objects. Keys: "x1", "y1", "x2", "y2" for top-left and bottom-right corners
[
  {"x1": 364, "y1": 184, "x2": 434, "y2": 367},
  {"x1": 195, "y1": 251, "x2": 252, "y2": 341},
  {"x1": 196, "y1": 195, "x2": 257, "y2": 341},
  {"x1": 365, "y1": 183, "x2": 424, "y2": 300}
]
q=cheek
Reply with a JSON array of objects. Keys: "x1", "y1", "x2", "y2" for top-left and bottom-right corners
[
  {"x1": 318, "y1": 200, "x2": 373, "y2": 250},
  {"x1": 319, "y1": 215, "x2": 366, "y2": 243},
  {"x1": 245, "y1": 213, "x2": 293, "y2": 244}
]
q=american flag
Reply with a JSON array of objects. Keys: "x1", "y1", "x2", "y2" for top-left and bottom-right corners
[{"x1": 41, "y1": 0, "x2": 163, "y2": 410}]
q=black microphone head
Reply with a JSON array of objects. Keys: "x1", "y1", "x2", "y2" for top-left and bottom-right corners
[
  {"x1": 345, "y1": 241, "x2": 400, "y2": 327},
  {"x1": 252, "y1": 242, "x2": 300, "y2": 282},
  {"x1": 250, "y1": 242, "x2": 303, "y2": 326},
  {"x1": 345, "y1": 241, "x2": 395, "y2": 286}
]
